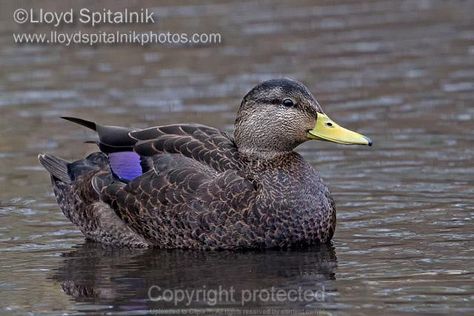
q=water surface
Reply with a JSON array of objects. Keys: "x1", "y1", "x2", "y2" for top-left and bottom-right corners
[{"x1": 0, "y1": 0, "x2": 473, "y2": 315}]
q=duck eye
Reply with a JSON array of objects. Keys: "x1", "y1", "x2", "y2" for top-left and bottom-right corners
[
  {"x1": 282, "y1": 98, "x2": 295, "y2": 107},
  {"x1": 326, "y1": 122, "x2": 333, "y2": 127}
]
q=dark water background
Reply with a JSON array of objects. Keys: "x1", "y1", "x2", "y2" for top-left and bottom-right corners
[{"x1": 0, "y1": 0, "x2": 473, "y2": 315}]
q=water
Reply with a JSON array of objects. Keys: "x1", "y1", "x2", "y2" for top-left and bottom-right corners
[{"x1": 1, "y1": 0, "x2": 473, "y2": 314}]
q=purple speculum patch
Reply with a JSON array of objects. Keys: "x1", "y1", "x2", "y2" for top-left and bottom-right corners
[{"x1": 108, "y1": 151, "x2": 142, "y2": 181}]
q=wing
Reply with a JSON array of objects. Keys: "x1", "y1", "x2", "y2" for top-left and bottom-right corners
[
  {"x1": 62, "y1": 118, "x2": 256, "y2": 248},
  {"x1": 62, "y1": 117, "x2": 243, "y2": 177},
  {"x1": 93, "y1": 153, "x2": 258, "y2": 249},
  {"x1": 131, "y1": 124, "x2": 243, "y2": 172}
]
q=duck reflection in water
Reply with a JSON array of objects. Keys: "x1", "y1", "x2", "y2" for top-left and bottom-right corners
[{"x1": 50, "y1": 242, "x2": 338, "y2": 313}]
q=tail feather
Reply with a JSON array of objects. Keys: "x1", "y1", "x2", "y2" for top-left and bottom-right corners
[
  {"x1": 61, "y1": 116, "x2": 97, "y2": 131},
  {"x1": 38, "y1": 154, "x2": 71, "y2": 184},
  {"x1": 61, "y1": 116, "x2": 136, "y2": 153}
]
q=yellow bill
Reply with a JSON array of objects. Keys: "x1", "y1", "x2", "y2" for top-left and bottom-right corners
[{"x1": 307, "y1": 113, "x2": 372, "y2": 146}]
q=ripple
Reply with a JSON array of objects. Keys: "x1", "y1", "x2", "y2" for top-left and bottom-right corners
[{"x1": 1, "y1": 0, "x2": 474, "y2": 314}]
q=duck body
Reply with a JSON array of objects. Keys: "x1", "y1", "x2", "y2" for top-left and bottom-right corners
[{"x1": 39, "y1": 79, "x2": 370, "y2": 249}]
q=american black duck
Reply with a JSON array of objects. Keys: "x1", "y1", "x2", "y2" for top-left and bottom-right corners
[{"x1": 39, "y1": 78, "x2": 372, "y2": 249}]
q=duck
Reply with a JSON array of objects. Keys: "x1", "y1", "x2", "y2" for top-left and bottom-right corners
[{"x1": 39, "y1": 78, "x2": 372, "y2": 249}]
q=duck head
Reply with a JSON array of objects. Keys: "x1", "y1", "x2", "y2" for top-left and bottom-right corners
[{"x1": 234, "y1": 78, "x2": 372, "y2": 158}]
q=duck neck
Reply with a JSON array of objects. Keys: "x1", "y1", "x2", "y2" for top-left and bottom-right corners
[
  {"x1": 237, "y1": 147, "x2": 293, "y2": 160},
  {"x1": 234, "y1": 127, "x2": 301, "y2": 160}
]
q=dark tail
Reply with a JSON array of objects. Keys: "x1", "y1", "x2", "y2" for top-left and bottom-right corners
[
  {"x1": 61, "y1": 117, "x2": 137, "y2": 153},
  {"x1": 38, "y1": 154, "x2": 71, "y2": 184},
  {"x1": 61, "y1": 117, "x2": 97, "y2": 131}
]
